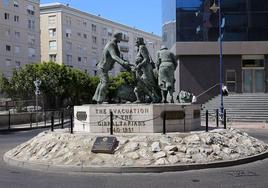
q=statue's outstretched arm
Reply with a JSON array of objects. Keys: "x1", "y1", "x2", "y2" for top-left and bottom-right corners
[{"x1": 109, "y1": 47, "x2": 128, "y2": 67}]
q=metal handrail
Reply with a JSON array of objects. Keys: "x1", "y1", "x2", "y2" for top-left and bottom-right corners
[{"x1": 196, "y1": 83, "x2": 220, "y2": 99}]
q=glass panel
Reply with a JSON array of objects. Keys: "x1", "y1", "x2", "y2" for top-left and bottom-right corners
[
  {"x1": 242, "y1": 59, "x2": 264, "y2": 68},
  {"x1": 171, "y1": 0, "x2": 268, "y2": 42},
  {"x1": 243, "y1": 70, "x2": 253, "y2": 93},
  {"x1": 255, "y1": 70, "x2": 265, "y2": 92}
]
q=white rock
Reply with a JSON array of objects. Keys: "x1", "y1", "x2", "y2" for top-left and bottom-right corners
[
  {"x1": 137, "y1": 159, "x2": 152, "y2": 166},
  {"x1": 184, "y1": 134, "x2": 200, "y2": 144},
  {"x1": 168, "y1": 155, "x2": 179, "y2": 164},
  {"x1": 117, "y1": 137, "x2": 129, "y2": 145},
  {"x1": 176, "y1": 152, "x2": 186, "y2": 158},
  {"x1": 180, "y1": 158, "x2": 194, "y2": 163},
  {"x1": 139, "y1": 148, "x2": 153, "y2": 160},
  {"x1": 174, "y1": 137, "x2": 183, "y2": 143},
  {"x1": 167, "y1": 151, "x2": 176, "y2": 155},
  {"x1": 91, "y1": 158, "x2": 104, "y2": 165},
  {"x1": 127, "y1": 152, "x2": 140, "y2": 160},
  {"x1": 153, "y1": 151, "x2": 166, "y2": 159},
  {"x1": 151, "y1": 142, "x2": 161, "y2": 152},
  {"x1": 160, "y1": 136, "x2": 172, "y2": 145},
  {"x1": 164, "y1": 145, "x2": 178, "y2": 152},
  {"x1": 192, "y1": 153, "x2": 208, "y2": 163},
  {"x1": 177, "y1": 145, "x2": 187, "y2": 153},
  {"x1": 154, "y1": 158, "x2": 169, "y2": 165},
  {"x1": 124, "y1": 142, "x2": 139, "y2": 152},
  {"x1": 186, "y1": 147, "x2": 200, "y2": 155}
]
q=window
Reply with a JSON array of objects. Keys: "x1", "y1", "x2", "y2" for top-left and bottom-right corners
[
  {"x1": 6, "y1": 45, "x2": 11, "y2": 52},
  {"x1": 66, "y1": 29, "x2": 71, "y2": 38},
  {"x1": 65, "y1": 16, "x2": 71, "y2": 26},
  {"x1": 49, "y1": 54, "x2": 57, "y2": 62},
  {"x1": 67, "y1": 55, "x2": 72, "y2": 64},
  {"x1": 27, "y1": 5, "x2": 35, "y2": 15},
  {"x1": 77, "y1": 45, "x2": 82, "y2": 53},
  {"x1": 226, "y1": 70, "x2": 236, "y2": 92},
  {"x1": 5, "y1": 59, "x2": 11, "y2": 67},
  {"x1": 84, "y1": 57, "x2": 87, "y2": 63},
  {"x1": 28, "y1": 48, "x2": 36, "y2": 58},
  {"x1": 92, "y1": 24, "x2": 97, "y2": 33},
  {"x1": 5, "y1": 29, "x2": 10, "y2": 37},
  {"x1": 15, "y1": 31, "x2": 20, "y2": 39},
  {"x1": 49, "y1": 41, "x2": 57, "y2": 51},
  {"x1": 102, "y1": 38, "x2": 107, "y2": 45},
  {"x1": 49, "y1": 28, "x2": 56, "y2": 37},
  {"x1": 14, "y1": 0, "x2": 19, "y2": 7},
  {"x1": 92, "y1": 36, "x2": 97, "y2": 44},
  {"x1": 83, "y1": 21, "x2": 87, "y2": 27},
  {"x1": 77, "y1": 32, "x2": 81, "y2": 37},
  {"x1": 83, "y1": 34, "x2": 87, "y2": 39},
  {"x1": 14, "y1": 15, "x2": 19, "y2": 22},
  {"x1": 4, "y1": 13, "x2": 10, "y2": 20},
  {"x1": 28, "y1": 34, "x2": 35, "y2": 46},
  {"x1": 102, "y1": 27, "x2": 107, "y2": 36},
  {"x1": 15, "y1": 46, "x2": 20, "y2": 53},
  {"x1": 28, "y1": 19, "x2": 35, "y2": 30},
  {"x1": 48, "y1": 15, "x2": 56, "y2": 25},
  {"x1": 66, "y1": 41, "x2": 72, "y2": 51},
  {"x1": 3, "y1": 0, "x2": 9, "y2": 6},
  {"x1": 77, "y1": 19, "x2": 82, "y2": 26},
  {"x1": 15, "y1": 61, "x2": 21, "y2": 68},
  {"x1": 78, "y1": 57, "x2": 82, "y2": 63}
]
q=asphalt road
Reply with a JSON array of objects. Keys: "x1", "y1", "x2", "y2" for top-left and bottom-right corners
[{"x1": 0, "y1": 128, "x2": 268, "y2": 188}]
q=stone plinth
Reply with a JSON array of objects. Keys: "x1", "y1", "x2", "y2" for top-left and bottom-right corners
[{"x1": 74, "y1": 104, "x2": 201, "y2": 133}]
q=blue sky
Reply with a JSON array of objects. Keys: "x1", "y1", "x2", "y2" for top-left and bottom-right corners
[{"x1": 40, "y1": 0, "x2": 162, "y2": 36}]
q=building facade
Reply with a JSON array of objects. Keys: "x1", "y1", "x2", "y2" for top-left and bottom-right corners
[
  {"x1": 0, "y1": 0, "x2": 41, "y2": 77},
  {"x1": 40, "y1": 3, "x2": 161, "y2": 76},
  {"x1": 163, "y1": 0, "x2": 268, "y2": 103}
]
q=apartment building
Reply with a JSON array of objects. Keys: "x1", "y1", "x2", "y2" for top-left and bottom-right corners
[
  {"x1": 40, "y1": 3, "x2": 161, "y2": 76},
  {"x1": 0, "y1": 0, "x2": 40, "y2": 77}
]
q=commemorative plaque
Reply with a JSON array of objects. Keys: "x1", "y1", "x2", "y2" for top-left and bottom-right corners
[{"x1": 91, "y1": 136, "x2": 118, "y2": 154}]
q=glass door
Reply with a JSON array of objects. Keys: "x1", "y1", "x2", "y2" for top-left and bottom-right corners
[
  {"x1": 255, "y1": 70, "x2": 265, "y2": 92},
  {"x1": 243, "y1": 69, "x2": 253, "y2": 93},
  {"x1": 243, "y1": 69, "x2": 265, "y2": 93}
]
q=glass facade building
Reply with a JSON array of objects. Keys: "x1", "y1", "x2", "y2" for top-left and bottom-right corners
[{"x1": 162, "y1": 0, "x2": 268, "y2": 102}]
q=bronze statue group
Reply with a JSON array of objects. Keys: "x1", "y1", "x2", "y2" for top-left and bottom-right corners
[{"x1": 93, "y1": 32, "x2": 177, "y2": 104}]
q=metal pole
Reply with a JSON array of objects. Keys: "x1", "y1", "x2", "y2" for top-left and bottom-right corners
[
  {"x1": 219, "y1": 0, "x2": 224, "y2": 119},
  {"x1": 70, "y1": 112, "x2": 73, "y2": 134},
  {"x1": 51, "y1": 111, "x2": 54, "y2": 132},
  {"x1": 163, "y1": 111, "x2": 166, "y2": 134},
  {"x1": 61, "y1": 111, "x2": 64, "y2": 129},
  {"x1": 224, "y1": 109, "x2": 227, "y2": 129},
  {"x1": 206, "y1": 110, "x2": 209, "y2": 132},
  {"x1": 30, "y1": 113, "x2": 32, "y2": 128},
  {"x1": 36, "y1": 94, "x2": 38, "y2": 127},
  {"x1": 216, "y1": 109, "x2": 219, "y2": 127},
  {"x1": 8, "y1": 110, "x2": 11, "y2": 130},
  {"x1": 44, "y1": 111, "x2": 46, "y2": 126},
  {"x1": 110, "y1": 111, "x2": 113, "y2": 135}
]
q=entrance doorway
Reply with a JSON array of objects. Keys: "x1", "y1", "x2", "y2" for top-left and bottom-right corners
[{"x1": 242, "y1": 57, "x2": 265, "y2": 93}]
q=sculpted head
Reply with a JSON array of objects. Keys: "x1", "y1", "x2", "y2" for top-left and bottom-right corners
[
  {"x1": 113, "y1": 32, "x2": 123, "y2": 43},
  {"x1": 135, "y1": 37, "x2": 145, "y2": 47}
]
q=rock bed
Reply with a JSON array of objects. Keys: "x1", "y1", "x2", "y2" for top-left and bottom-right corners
[{"x1": 6, "y1": 128, "x2": 268, "y2": 167}]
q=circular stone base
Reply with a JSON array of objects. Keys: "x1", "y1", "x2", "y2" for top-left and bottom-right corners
[{"x1": 4, "y1": 128, "x2": 268, "y2": 173}]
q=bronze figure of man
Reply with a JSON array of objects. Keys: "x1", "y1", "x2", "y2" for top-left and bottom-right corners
[
  {"x1": 92, "y1": 32, "x2": 131, "y2": 104},
  {"x1": 157, "y1": 45, "x2": 177, "y2": 103}
]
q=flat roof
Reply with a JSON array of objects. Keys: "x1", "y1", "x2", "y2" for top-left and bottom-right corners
[{"x1": 40, "y1": 3, "x2": 161, "y2": 39}]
